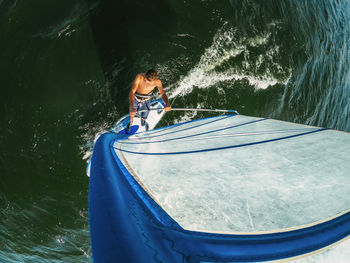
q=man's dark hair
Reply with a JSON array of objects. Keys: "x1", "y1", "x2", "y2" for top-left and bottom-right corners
[{"x1": 146, "y1": 69, "x2": 158, "y2": 80}]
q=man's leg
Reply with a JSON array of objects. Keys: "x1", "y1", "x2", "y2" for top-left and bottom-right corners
[
  {"x1": 140, "y1": 100, "x2": 151, "y2": 125},
  {"x1": 139, "y1": 100, "x2": 150, "y2": 130},
  {"x1": 128, "y1": 99, "x2": 140, "y2": 131}
]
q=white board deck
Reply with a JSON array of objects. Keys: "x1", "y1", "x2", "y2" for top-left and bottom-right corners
[{"x1": 110, "y1": 99, "x2": 165, "y2": 135}]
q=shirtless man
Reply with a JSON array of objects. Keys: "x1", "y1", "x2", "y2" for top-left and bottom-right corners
[{"x1": 128, "y1": 69, "x2": 171, "y2": 130}]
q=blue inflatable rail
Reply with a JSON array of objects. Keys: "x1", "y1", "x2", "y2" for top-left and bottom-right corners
[{"x1": 89, "y1": 132, "x2": 350, "y2": 263}]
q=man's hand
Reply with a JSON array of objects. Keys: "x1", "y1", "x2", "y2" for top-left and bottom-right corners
[{"x1": 165, "y1": 105, "x2": 172, "y2": 112}]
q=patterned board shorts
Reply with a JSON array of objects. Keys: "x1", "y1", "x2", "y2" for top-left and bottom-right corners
[{"x1": 133, "y1": 98, "x2": 151, "y2": 120}]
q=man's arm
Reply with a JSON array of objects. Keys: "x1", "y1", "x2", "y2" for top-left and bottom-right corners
[
  {"x1": 129, "y1": 75, "x2": 141, "y2": 118},
  {"x1": 157, "y1": 81, "x2": 172, "y2": 111}
]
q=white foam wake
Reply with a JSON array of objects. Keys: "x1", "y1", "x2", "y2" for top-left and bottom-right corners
[{"x1": 169, "y1": 22, "x2": 290, "y2": 99}]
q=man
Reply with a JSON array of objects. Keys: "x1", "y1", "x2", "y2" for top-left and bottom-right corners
[{"x1": 128, "y1": 69, "x2": 171, "y2": 131}]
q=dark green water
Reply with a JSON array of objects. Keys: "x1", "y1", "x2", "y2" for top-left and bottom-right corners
[{"x1": 1, "y1": 0, "x2": 349, "y2": 262}]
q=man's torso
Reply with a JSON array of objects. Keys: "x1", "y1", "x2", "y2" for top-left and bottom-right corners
[{"x1": 136, "y1": 74, "x2": 159, "y2": 95}]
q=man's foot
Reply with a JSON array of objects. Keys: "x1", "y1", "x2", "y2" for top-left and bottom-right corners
[
  {"x1": 126, "y1": 122, "x2": 131, "y2": 132},
  {"x1": 141, "y1": 118, "x2": 149, "y2": 131}
]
